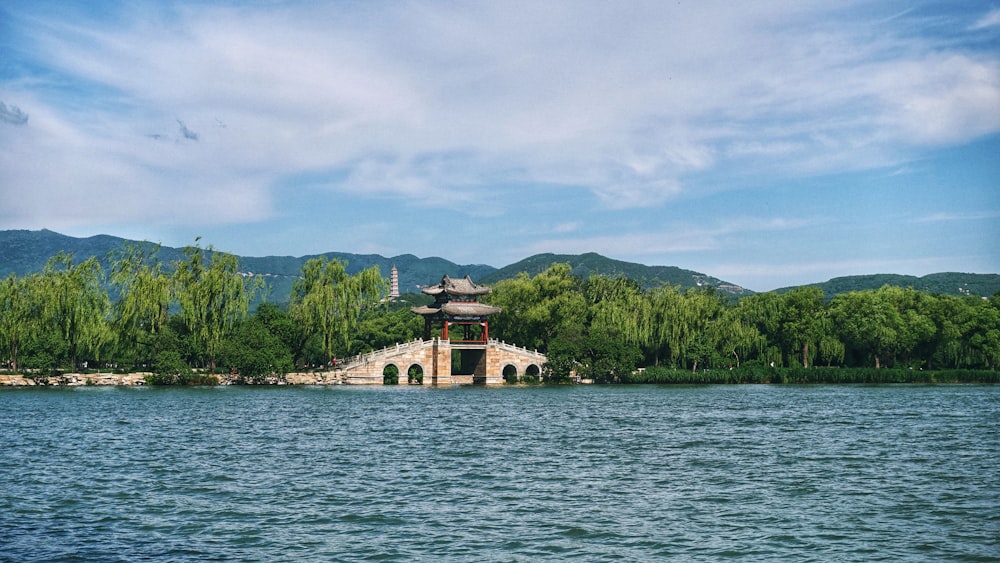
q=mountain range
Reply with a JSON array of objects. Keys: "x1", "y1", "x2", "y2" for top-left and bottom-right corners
[{"x1": 2, "y1": 229, "x2": 998, "y2": 301}]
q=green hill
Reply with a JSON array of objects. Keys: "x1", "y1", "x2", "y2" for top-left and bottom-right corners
[
  {"x1": 0, "y1": 230, "x2": 496, "y2": 304},
  {"x1": 775, "y1": 273, "x2": 1000, "y2": 299},
  {"x1": 480, "y1": 252, "x2": 752, "y2": 295},
  {"x1": 3, "y1": 230, "x2": 997, "y2": 301}
]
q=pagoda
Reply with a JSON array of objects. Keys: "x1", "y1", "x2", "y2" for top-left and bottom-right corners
[{"x1": 411, "y1": 275, "x2": 501, "y2": 342}]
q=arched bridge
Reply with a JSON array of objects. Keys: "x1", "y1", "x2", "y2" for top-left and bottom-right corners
[{"x1": 333, "y1": 338, "x2": 547, "y2": 385}]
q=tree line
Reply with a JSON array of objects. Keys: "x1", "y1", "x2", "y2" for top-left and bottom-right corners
[
  {"x1": 2, "y1": 249, "x2": 998, "y2": 384},
  {"x1": 483, "y1": 264, "x2": 1000, "y2": 382},
  {"x1": 0, "y1": 242, "x2": 389, "y2": 383}
]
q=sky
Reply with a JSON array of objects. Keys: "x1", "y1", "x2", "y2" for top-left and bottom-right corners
[{"x1": 1, "y1": 1, "x2": 998, "y2": 292}]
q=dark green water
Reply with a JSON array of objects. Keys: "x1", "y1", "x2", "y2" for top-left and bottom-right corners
[{"x1": 1, "y1": 385, "x2": 997, "y2": 561}]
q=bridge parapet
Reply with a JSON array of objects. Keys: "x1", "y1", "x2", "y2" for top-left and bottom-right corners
[
  {"x1": 489, "y1": 339, "x2": 547, "y2": 362},
  {"x1": 335, "y1": 337, "x2": 547, "y2": 385},
  {"x1": 337, "y1": 338, "x2": 432, "y2": 371}
]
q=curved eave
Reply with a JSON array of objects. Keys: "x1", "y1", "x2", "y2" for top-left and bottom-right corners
[
  {"x1": 410, "y1": 303, "x2": 501, "y2": 317},
  {"x1": 441, "y1": 303, "x2": 501, "y2": 317}
]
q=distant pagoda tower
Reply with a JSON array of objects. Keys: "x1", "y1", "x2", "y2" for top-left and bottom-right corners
[
  {"x1": 411, "y1": 275, "x2": 501, "y2": 342},
  {"x1": 389, "y1": 265, "x2": 400, "y2": 300}
]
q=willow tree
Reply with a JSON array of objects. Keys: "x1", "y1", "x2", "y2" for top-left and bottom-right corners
[
  {"x1": 486, "y1": 263, "x2": 588, "y2": 353},
  {"x1": 0, "y1": 274, "x2": 43, "y2": 372},
  {"x1": 830, "y1": 289, "x2": 903, "y2": 368},
  {"x1": 637, "y1": 285, "x2": 691, "y2": 368},
  {"x1": 584, "y1": 275, "x2": 642, "y2": 339},
  {"x1": 289, "y1": 257, "x2": 387, "y2": 364},
  {"x1": 40, "y1": 253, "x2": 111, "y2": 370},
  {"x1": 714, "y1": 306, "x2": 762, "y2": 368},
  {"x1": 682, "y1": 288, "x2": 726, "y2": 371},
  {"x1": 780, "y1": 286, "x2": 827, "y2": 368},
  {"x1": 109, "y1": 243, "x2": 172, "y2": 366},
  {"x1": 173, "y1": 240, "x2": 263, "y2": 370}
]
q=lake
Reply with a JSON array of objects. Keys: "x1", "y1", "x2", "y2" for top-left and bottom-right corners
[{"x1": 1, "y1": 384, "x2": 997, "y2": 561}]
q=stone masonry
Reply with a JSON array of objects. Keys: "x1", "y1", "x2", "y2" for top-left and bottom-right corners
[{"x1": 334, "y1": 338, "x2": 547, "y2": 385}]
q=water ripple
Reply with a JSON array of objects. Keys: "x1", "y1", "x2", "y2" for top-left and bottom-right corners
[{"x1": 1, "y1": 384, "x2": 998, "y2": 561}]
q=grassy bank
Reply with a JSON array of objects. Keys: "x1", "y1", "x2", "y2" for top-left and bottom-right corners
[{"x1": 625, "y1": 366, "x2": 1000, "y2": 385}]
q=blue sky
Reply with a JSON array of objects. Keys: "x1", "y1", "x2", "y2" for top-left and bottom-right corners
[{"x1": 1, "y1": 1, "x2": 998, "y2": 291}]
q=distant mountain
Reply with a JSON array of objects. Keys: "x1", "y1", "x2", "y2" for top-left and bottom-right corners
[
  {"x1": 480, "y1": 252, "x2": 752, "y2": 295},
  {"x1": 0, "y1": 230, "x2": 496, "y2": 303},
  {"x1": 3, "y1": 230, "x2": 997, "y2": 301},
  {"x1": 774, "y1": 273, "x2": 1000, "y2": 299}
]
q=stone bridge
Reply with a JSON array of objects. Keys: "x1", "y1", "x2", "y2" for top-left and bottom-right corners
[{"x1": 334, "y1": 338, "x2": 547, "y2": 385}]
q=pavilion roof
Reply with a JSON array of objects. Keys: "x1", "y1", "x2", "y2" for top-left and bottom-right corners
[
  {"x1": 421, "y1": 275, "x2": 492, "y2": 297},
  {"x1": 411, "y1": 302, "x2": 501, "y2": 317}
]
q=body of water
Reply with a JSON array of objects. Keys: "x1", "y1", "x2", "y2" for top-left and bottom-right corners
[{"x1": 1, "y1": 384, "x2": 998, "y2": 561}]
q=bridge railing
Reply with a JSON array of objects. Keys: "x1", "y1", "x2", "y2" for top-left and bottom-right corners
[
  {"x1": 488, "y1": 339, "x2": 547, "y2": 361},
  {"x1": 337, "y1": 338, "x2": 435, "y2": 369},
  {"x1": 336, "y1": 338, "x2": 546, "y2": 371}
]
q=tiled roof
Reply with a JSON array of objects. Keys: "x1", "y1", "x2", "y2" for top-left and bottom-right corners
[
  {"x1": 421, "y1": 274, "x2": 492, "y2": 296},
  {"x1": 411, "y1": 302, "x2": 501, "y2": 317}
]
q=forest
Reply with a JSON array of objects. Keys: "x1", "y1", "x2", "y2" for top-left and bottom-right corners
[{"x1": 1, "y1": 244, "x2": 998, "y2": 384}]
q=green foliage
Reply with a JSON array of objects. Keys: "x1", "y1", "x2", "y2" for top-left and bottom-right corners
[
  {"x1": 774, "y1": 273, "x2": 1000, "y2": 299},
  {"x1": 219, "y1": 316, "x2": 294, "y2": 384},
  {"x1": 289, "y1": 257, "x2": 388, "y2": 363},
  {"x1": 624, "y1": 366, "x2": 999, "y2": 384},
  {"x1": 4, "y1": 240, "x2": 1000, "y2": 384},
  {"x1": 109, "y1": 243, "x2": 172, "y2": 368},
  {"x1": 382, "y1": 364, "x2": 399, "y2": 385},
  {"x1": 351, "y1": 307, "x2": 423, "y2": 355},
  {"x1": 173, "y1": 240, "x2": 263, "y2": 370},
  {"x1": 21, "y1": 331, "x2": 70, "y2": 375},
  {"x1": 486, "y1": 263, "x2": 588, "y2": 352},
  {"x1": 147, "y1": 350, "x2": 192, "y2": 385},
  {"x1": 40, "y1": 253, "x2": 112, "y2": 369},
  {"x1": 0, "y1": 273, "x2": 43, "y2": 372},
  {"x1": 489, "y1": 268, "x2": 1000, "y2": 378}
]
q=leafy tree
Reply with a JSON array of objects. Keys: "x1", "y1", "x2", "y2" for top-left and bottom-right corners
[
  {"x1": 109, "y1": 243, "x2": 172, "y2": 368},
  {"x1": 965, "y1": 298, "x2": 1000, "y2": 369},
  {"x1": 486, "y1": 263, "x2": 587, "y2": 353},
  {"x1": 781, "y1": 286, "x2": 826, "y2": 368},
  {"x1": 40, "y1": 253, "x2": 111, "y2": 370},
  {"x1": 678, "y1": 289, "x2": 725, "y2": 371},
  {"x1": 830, "y1": 288, "x2": 904, "y2": 368},
  {"x1": 148, "y1": 349, "x2": 193, "y2": 385},
  {"x1": 714, "y1": 306, "x2": 762, "y2": 368},
  {"x1": 22, "y1": 331, "x2": 69, "y2": 375},
  {"x1": 580, "y1": 325, "x2": 643, "y2": 383},
  {"x1": 220, "y1": 315, "x2": 294, "y2": 383},
  {"x1": 289, "y1": 257, "x2": 388, "y2": 364},
  {"x1": 351, "y1": 307, "x2": 423, "y2": 354},
  {"x1": 173, "y1": 240, "x2": 263, "y2": 370},
  {"x1": 0, "y1": 274, "x2": 42, "y2": 372},
  {"x1": 639, "y1": 285, "x2": 690, "y2": 368},
  {"x1": 254, "y1": 303, "x2": 310, "y2": 367}
]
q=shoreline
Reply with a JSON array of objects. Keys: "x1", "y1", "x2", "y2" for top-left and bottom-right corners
[{"x1": 0, "y1": 371, "x2": 346, "y2": 387}]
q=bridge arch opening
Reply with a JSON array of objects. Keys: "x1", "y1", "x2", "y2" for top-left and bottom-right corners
[
  {"x1": 524, "y1": 364, "x2": 541, "y2": 383},
  {"x1": 502, "y1": 364, "x2": 518, "y2": 384},
  {"x1": 382, "y1": 363, "x2": 400, "y2": 385},
  {"x1": 407, "y1": 363, "x2": 424, "y2": 385}
]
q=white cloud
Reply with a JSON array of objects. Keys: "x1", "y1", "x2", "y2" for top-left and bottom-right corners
[
  {"x1": 880, "y1": 55, "x2": 1000, "y2": 144},
  {"x1": 913, "y1": 211, "x2": 1000, "y2": 223},
  {"x1": 3, "y1": 0, "x2": 999, "y2": 234},
  {"x1": 517, "y1": 216, "x2": 812, "y2": 259},
  {"x1": 706, "y1": 255, "x2": 971, "y2": 292},
  {"x1": 971, "y1": 8, "x2": 1000, "y2": 30}
]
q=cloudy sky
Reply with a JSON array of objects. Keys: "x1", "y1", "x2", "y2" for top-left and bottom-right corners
[{"x1": 1, "y1": 1, "x2": 998, "y2": 291}]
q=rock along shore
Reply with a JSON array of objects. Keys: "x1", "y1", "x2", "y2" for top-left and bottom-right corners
[{"x1": 0, "y1": 371, "x2": 346, "y2": 387}]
